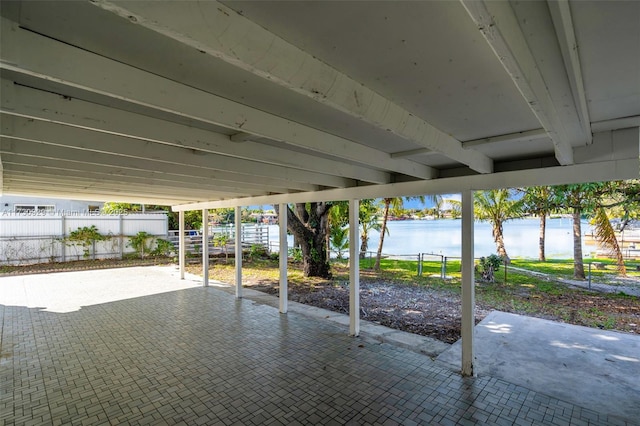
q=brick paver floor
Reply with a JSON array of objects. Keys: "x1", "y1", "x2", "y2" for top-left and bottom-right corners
[{"x1": 1, "y1": 268, "x2": 634, "y2": 425}]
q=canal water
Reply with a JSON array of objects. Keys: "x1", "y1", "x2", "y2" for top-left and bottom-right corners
[{"x1": 269, "y1": 218, "x2": 596, "y2": 259}]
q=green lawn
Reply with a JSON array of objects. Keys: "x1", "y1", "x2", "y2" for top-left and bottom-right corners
[{"x1": 510, "y1": 258, "x2": 640, "y2": 280}]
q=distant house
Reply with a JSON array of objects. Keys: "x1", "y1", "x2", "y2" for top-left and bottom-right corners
[
  {"x1": 249, "y1": 211, "x2": 278, "y2": 224},
  {"x1": 1, "y1": 195, "x2": 104, "y2": 215}
]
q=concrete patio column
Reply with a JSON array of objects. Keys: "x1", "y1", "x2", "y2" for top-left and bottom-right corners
[
  {"x1": 179, "y1": 210, "x2": 185, "y2": 279},
  {"x1": 202, "y1": 209, "x2": 209, "y2": 287},
  {"x1": 235, "y1": 206, "x2": 242, "y2": 298},
  {"x1": 279, "y1": 203, "x2": 288, "y2": 314},
  {"x1": 349, "y1": 198, "x2": 360, "y2": 336},
  {"x1": 461, "y1": 189, "x2": 475, "y2": 376}
]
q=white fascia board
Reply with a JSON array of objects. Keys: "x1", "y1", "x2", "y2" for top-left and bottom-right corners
[
  {"x1": 173, "y1": 157, "x2": 639, "y2": 210},
  {"x1": 0, "y1": 137, "x2": 319, "y2": 193},
  {"x1": 1, "y1": 113, "x2": 349, "y2": 189},
  {"x1": 460, "y1": 0, "x2": 579, "y2": 165},
  {"x1": 0, "y1": 20, "x2": 433, "y2": 180},
  {"x1": 1, "y1": 81, "x2": 390, "y2": 184},
  {"x1": 94, "y1": 0, "x2": 492, "y2": 174}
]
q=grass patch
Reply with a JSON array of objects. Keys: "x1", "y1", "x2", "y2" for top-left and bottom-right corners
[{"x1": 511, "y1": 258, "x2": 640, "y2": 279}]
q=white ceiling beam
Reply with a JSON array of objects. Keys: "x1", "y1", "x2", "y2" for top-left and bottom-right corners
[
  {"x1": 1, "y1": 81, "x2": 390, "y2": 184},
  {"x1": 391, "y1": 148, "x2": 439, "y2": 159},
  {"x1": 0, "y1": 138, "x2": 318, "y2": 193},
  {"x1": 1, "y1": 187, "x2": 191, "y2": 205},
  {"x1": 2, "y1": 162, "x2": 259, "y2": 198},
  {"x1": 0, "y1": 20, "x2": 433, "y2": 180},
  {"x1": 463, "y1": 129, "x2": 548, "y2": 148},
  {"x1": 591, "y1": 116, "x2": 640, "y2": 133},
  {"x1": 93, "y1": 0, "x2": 492, "y2": 174},
  {"x1": 1, "y1": 154, "x2": 277, "y2": 195},
  {"x1": 547, "y1": 0, "x2": 592, "y2": 144},
  {"x1": 1, "y1": 113, "x2": 351, "y2": 189},
  {"x1": 460, "y1": 0, "x2": 579, "y2": 165},
  {"x1": 173, "y1": 157, "x2": 638, "y2": 210},
  {"x1": 3, "y1": 177, "x2": 217, "y2": 201}
]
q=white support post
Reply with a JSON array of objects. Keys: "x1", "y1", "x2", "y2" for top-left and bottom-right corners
[
  {"x1": 461, "y1": 190, "x2": 475, "y2": 376},
  {"x1": 202, "y1": 209, "x2": 209, "y2": 287},
  {"x1": 179, "y1": 210, "x2": 185, "y2": 279},
  {"x1": 349, "y1": 199, "x2": 360, "y2": 336},
  {"x1": 279, "y1": 203, "x2": 288, "y2": 314},
  {"x1": 235, "y1": 206, "x2": 243, "y2": 298},
  {"x1": 119, "y1": 214, "x2": 124, "y2": 259},
  {"x1": 61, "y1": 215, "x2": 66, "y2": 262}
]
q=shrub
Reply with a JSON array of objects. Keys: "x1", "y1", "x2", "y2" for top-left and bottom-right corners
[
  {"x1": 152, "y1": 238, "x2": 175, "y2": 257},
  {"x1": 128, "y1": 231, "x2": 155, "y2": 259},
  {"x1": 477, "y1": 254, "x2": 503, "y2": 282},
  {"x1": 66, "y1": 226, "x2": 107, "y2": 260}
]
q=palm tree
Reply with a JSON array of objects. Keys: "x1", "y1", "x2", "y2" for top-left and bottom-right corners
[
  {"x1": 358, "y1": 200, "x2": 382, "y2": 259},
  {"x1": 434, "y1": 197, "x2": 444, "y2": 218},
  {"x1": 550, "y1": 183, "x2": 609, "y2": 280},
  {"x1": 521, "y1": 186, "x2": 553, "y2": 261},
  {"x1": 373, "y1": 198, "x2": 402, "y2": 271},
  {"x1": 374, "y1": 195, "x2": 438, "y2": 271},
  {"x1": 474, "y1": 189, "x2": 523, "y2": 262},
  {"x1": 330, "y1": 226, "x2": 349, "y2": 260},
  {"x1": 591, "y1": 206, "x2": 626, "y2": 276}
]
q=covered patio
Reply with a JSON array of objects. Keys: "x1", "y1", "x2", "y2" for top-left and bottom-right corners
[
  {"x1": 1, "y1": 0, "x2": 639, "y2": 423},
  {"x1": 1, "y1": 266, "x2": 636, "y2": 425}
]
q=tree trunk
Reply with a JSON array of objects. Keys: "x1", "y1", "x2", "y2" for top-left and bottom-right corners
[
  {"x1": 572, "y1": 209, "x2": 585, "y2": 279},
  {"x1": 374, "y1": 200, "x2": 391, "y2": 271},
  {"x1": 360, "y1": 228, "x2": 368, "y2": 259},
  {"x1": 539, "y1": 214, "x2": 546, "y2": 262},
  {"x1": 492, "y1": 220, "x2": 509, "y2": 261},
  {"x1": 275, "y1": 203, "x2": 332, "y2": 278}
]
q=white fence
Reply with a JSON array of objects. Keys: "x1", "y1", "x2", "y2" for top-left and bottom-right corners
[{"x1": 0, "y1": 213, "x2": 168, "y2": 265}]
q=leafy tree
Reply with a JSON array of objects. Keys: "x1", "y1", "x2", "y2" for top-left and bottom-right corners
[
  {"x1": 521, "y1": 186, "x2": 553, "y2": 261},
  {"x1": 102, "y1": 202, "x2": 202, "y2": 230},
  {"x1": 210, "y1": 208, "x2": 235, "y2": 224},
  {"x1": 473, "y1": 189, "x2": 523, "y2": 262},
  {"x1": 102, "y1": 202, "x2": 142, "y2": 214},
  {"x1": 275, "y1": 202, "x2": 333, "y2": 278}
]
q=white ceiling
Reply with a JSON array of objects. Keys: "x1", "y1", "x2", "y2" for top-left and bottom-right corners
[{"x1": 0, "y1": 0, "x2": 638, "y2": 207}]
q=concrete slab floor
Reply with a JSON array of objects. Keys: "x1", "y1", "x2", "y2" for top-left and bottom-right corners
[
  {"x1": 436, "y1": 311, "x2": 640, "y2": 422},
  {"x1": 1, "y1": 266, "x2": 637, "y2": 425}
]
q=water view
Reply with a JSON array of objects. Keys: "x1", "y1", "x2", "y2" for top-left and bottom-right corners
[{"x1": 269, "y1": 218, "x2": 596, "y2": 260}]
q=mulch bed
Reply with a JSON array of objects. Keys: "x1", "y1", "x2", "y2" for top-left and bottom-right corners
[{"x1": 250, "y1": 278, "x2": 490, "y2": 344}]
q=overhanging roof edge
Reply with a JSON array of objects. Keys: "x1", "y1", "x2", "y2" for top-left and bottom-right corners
[{"x1": 172, "y1": 157, "x2": 639, "y2": 211}]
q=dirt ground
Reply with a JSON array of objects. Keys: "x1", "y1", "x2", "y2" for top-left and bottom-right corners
[{"x1": 250, "y1": 278, "x2": 489, "y2": 344}]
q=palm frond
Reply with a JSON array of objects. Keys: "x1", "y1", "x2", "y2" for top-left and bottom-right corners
[{"x1": 592, "y1": 207, "x2": 626, "y2": 276}]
